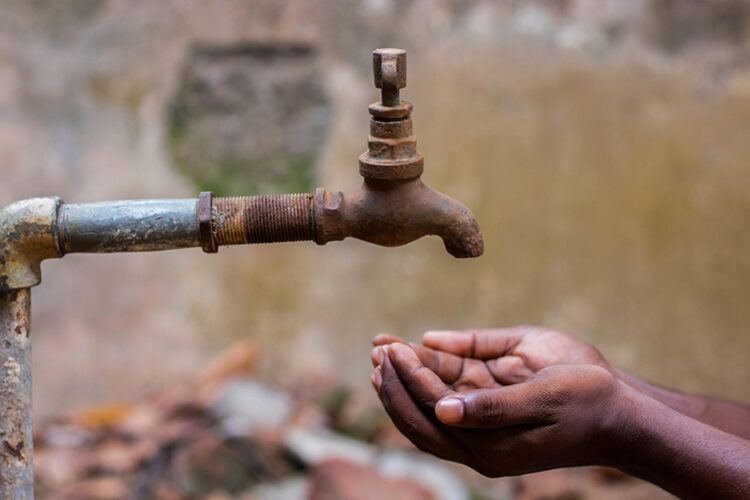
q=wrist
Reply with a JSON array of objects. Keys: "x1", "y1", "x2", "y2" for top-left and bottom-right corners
[
  {"x1": 613, "y1": 367, "x2": 706, "y2": 420},
  {"x1": 604, "y1": 384, "x2": 750, "y2": 498},
  {"x1": 597, "y1": 380, "x2": 658, "y2": 470},
  {"x1": 612, "y1": 367, "x2": 655, "y2": 397}
]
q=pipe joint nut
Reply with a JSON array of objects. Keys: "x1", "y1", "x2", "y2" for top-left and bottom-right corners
[{"x1": 314, "y1": 188, "x2": 345, "y2": 245}]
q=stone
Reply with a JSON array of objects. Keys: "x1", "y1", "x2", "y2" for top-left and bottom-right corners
[
  {"x1": 377, "y1": 450, "x2": 470, "y2": 500},
  {"x1": 245, "y1": 476, "x2": 309, "y2": 500},
  {"x1": 211, "y1": 380, "x2": 293, "y2": 437},
  {"x1": 283, "y1": 427, "x2": 376, "y2": 466},
  {"x1": 308, "y1": 459, "x2": 436, "y2": 500}
]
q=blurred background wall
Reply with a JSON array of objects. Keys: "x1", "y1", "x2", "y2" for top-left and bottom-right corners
[{"x1": 1, "y1": 0, "x2": 750, "y2": 421}]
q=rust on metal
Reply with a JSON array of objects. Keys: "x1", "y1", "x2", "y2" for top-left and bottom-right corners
[
  {"x1": 210, "y1": 194, "x2": 315, "y2": 247},
  {"x1": 0, "y1": 288, "x2": 32, "y2": 498}
]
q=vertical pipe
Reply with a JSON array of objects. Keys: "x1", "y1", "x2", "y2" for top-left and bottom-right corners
[{"x1": 0, "y1": 289, "x2": 32, "y2": 499}]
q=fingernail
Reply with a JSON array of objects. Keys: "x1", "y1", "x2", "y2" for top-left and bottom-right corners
[
  {"x1": 370, "y1": 347, "x2": 380, "y2": 367},
  {"x1": 378, "y1": 346, "x2": 386, "y2": 365},
  {"x1": 371, "y1": 366, "x2": 382, "y2": 391},
  {"x1": 436, "y1": 397, "x2": 464, "y2": 424}
]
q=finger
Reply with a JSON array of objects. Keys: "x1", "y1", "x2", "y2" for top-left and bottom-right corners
[
  {"x1": 434, "y1": 378, "x2": 554, "y2": 429},
  {"x1": 423, "y1": 327, "x2": 531, "y2": 359},
  {"x1": 373, "y1": 333, "x2": 406, "y2": 346},
  {"x1": 370, "y1": 365, "x2": 382, "y2": 391},
  {"x1": 408, "y1": 343, "x2": 464, "y2": 384},
  {"x1": 486, "y1": 356, "x2": 535, "y2": 385},
  {"x1": 453, "y1": 359, "x2": 502, "y2": 391},
  {"x1": 370, "y1": 345, "x2": 387, "y2": 367},
  {"x1": 373, "y1": 336, "x2": 465, "y2": 383},
  {"x1": 411, "y1": 346, "x2": 501, "y2": 391},
  {"x1": 377, "y1": 349, "x2": 465, "y2": 459},
  {"x1": 387, "y1": 343, "x2": 455, "y2": 409}
]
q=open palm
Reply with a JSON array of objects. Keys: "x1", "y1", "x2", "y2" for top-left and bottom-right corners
[{"x1": 373, "y1": 326, "x2": 610, "y2": 388}]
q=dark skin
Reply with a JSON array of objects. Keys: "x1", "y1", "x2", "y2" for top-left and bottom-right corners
[{"x1": 370, "y1": 327, "x2": 750, "y2": 499}]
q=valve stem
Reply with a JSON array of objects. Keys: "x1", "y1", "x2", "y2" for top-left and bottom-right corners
[{"x1": 373, "y1": 48, "x2": 406, "y2": 107}]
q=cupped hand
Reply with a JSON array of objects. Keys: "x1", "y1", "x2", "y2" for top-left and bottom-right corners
[
  {"x1": 372, "y1": 333, "x2": 501, "y2": 391},
  {"x1": 374, "y1": 326, "x2": 611, "y2": 387},
  {"x1": 371, "y1": 342, "x2": 632, "y2": 477}
]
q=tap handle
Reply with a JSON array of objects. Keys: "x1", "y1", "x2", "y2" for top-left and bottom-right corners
[{"x1": 373, "y1": 48, "x2": 406, "y2": 107}]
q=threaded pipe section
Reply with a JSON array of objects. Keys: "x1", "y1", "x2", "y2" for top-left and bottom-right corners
[{"x1": 212, "y1": 194, "x2": 314, "y2": 246}]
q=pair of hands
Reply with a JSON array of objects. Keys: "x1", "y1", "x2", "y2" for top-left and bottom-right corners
[{"x1": 370, "y1": 327, "x2": 636, "y2": 477}]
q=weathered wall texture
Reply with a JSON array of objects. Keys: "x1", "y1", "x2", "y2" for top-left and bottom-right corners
[{"x1": 1, "y1": 0, "x2": 750, "y2": 417}]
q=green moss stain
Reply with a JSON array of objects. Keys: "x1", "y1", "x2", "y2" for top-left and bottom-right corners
[{"x1": 165, "y1": 42, "x2": 329, "y2": 196}]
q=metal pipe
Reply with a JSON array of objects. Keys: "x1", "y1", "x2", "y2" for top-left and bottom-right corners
[
  {"x1": 0, "y1": 288, "x2": 32, "y2": 499},
  {"x1": 57, "y1": 194, "x2": 318, "y2": 255},
  {"x1": 59, "y1": 199, "x2": 200, "y2": 253}
]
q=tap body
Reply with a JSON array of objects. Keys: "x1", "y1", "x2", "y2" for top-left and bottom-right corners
[
  {"x1": 203, "y1": 48, "x2": 484, "y2": 259},
  {"x1": 328, "y1": 48, "x2": 483, "y2": 257}
]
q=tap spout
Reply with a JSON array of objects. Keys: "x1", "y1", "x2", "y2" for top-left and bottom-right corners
[{"x1": 314, "y1": 179, "x2": 483, "y2": 258}]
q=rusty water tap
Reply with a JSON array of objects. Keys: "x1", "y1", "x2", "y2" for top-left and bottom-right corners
[
  {"x1": 195, "y1": 48, "x2": 484, "y2": 257},
  {"x1": 0, "y1": 48, "x2": 482, "y2": 498}
]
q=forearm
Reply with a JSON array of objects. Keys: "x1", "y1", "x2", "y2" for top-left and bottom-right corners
[
  {"x1": 614, "y1": 385, "x2": 750, "y2": 499},
  {"x1": 615, "y1": 368, "x2": 750, "y2": 440}
]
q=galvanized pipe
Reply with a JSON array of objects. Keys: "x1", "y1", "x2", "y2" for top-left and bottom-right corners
[
  {"x1": 54, "y1": 195, "x2": 318, "y2": 256},
  {"x1": 58, "y1": 199, "x2": 200, "y2": 254},
  {"x1": 0, "y1": 288, "x2": 32, "y2": 499}
]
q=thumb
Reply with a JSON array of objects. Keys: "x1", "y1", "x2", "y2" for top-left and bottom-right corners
[{"x1": 435, "y1": 379, "x2": 553, "y2": 429}]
